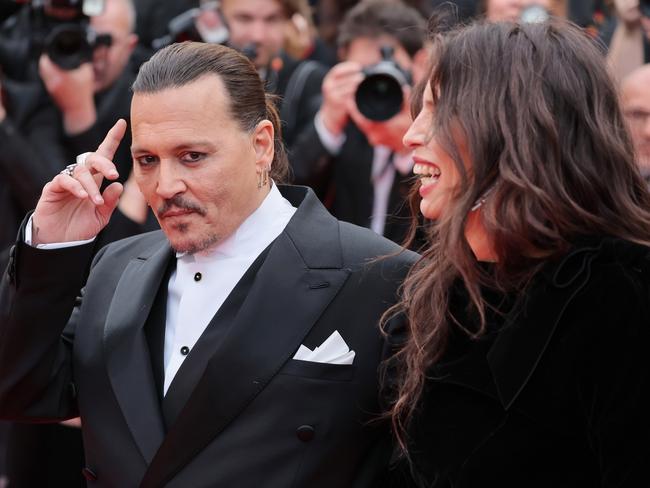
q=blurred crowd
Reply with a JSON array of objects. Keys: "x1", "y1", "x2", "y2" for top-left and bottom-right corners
[{"x1": 0, "y1": 0, "x2": 649, "y2": 485}]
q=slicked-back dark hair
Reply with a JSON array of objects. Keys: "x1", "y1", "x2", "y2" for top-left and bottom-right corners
[
  {"x1": 132, "y1": 42, "x2": 288, "y2": 182},
  {"x1": 384, "y1": 18, "x2": 650, "y2": 455}
]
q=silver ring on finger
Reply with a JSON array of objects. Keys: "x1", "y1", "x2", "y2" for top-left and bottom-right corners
[
  {"x1": 60, "y1": 151, "x2": 93, "y2": 177},
  {"x1": 76, "y1": 151, "x2": 92, "y2": 167},
  {"x1": 60, "y1": 163, "x2": 78, "y2": 177}
]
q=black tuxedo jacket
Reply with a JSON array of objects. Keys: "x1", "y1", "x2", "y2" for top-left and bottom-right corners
[{"x1": 0, "y1": 186, "x2": 417, "y2": 487}]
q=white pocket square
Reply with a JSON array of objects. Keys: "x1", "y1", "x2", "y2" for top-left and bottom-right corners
[{"x1": 292, "y1": 330, "x2": 355, "y2": 365}]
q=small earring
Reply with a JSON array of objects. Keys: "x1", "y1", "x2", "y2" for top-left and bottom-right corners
[
  {"x1": 470, "y1": 195, "x2": 487, "y2": 212},
  {"x1": 258, "y1": 166, "x2": 270, "y2": 189},
  {"x1": 470, "y1": 185, "x2": 494, "y2": 212}
]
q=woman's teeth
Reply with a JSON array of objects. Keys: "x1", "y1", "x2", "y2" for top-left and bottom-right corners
[{"x1": 413, "y1": 163, "x2": 441, "y2": 185}]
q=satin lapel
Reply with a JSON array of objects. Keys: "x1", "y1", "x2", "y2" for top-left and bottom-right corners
[
  {"x1": 487, "y1": 244, "x2": 601, "y2": 410},
  {"x1": 141, "y1": 187, "x2": 349, "y2": 487},
  {"x1": 103, "y1": 240, "x2": 172, "y2": 465}
]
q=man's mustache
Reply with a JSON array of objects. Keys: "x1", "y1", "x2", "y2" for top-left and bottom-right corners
[{"x1": 158, "y1": 196, "x2": 207, "y2": 217}]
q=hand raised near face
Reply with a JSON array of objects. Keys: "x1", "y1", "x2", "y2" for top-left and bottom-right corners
[
  {"x1": 319, "y1": 61, "x2": 365, "y2": 136},
  {"x1": 31, "y1": 119, "x2": 126, "y2": 245}
]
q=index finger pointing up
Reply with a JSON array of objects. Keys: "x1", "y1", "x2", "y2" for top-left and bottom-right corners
[{"x1": 96, "y1": 119, "x2": 127, "y2": 161}]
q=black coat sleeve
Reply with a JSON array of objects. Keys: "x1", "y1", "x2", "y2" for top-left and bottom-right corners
[{"x1": 0, "y1": 221, "x2": 99, "y2": 422}]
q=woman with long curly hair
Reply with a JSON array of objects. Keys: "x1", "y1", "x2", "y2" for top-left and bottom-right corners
[{"x1": 383, "y1": 18, "x2": 650, "y2": 487}]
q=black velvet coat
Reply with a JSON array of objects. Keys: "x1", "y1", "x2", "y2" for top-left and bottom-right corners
[{"x1": 386, "y1": 237, "x2": 650, "y2": 487}]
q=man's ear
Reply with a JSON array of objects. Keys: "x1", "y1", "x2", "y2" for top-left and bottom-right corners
[
  {"x1": 252, "y1": 119, "x2": 275, "y2": 171},
  {"x1": 126, "y1": 33, "x2": 139, "y2": 54}
]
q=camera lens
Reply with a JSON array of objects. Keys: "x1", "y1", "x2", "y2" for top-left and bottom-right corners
[
  {"x1": 354, "y1": 45, "x2": 410, "y2": 122},
  {"x1": 355, "y1": 73, "x2": 404, "y2": 121},
  {"x1": 45, "y1": 24, "x2": 92, "y2": 70}
]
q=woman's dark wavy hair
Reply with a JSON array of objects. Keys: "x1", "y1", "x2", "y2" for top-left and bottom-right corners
[{"x1": 384, "y1": 18, "x2": 650, "y2": 454}]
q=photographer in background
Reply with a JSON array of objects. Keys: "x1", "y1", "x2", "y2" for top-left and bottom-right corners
[
  {"x1": 219, "y1": 0, "x2": 328, "y2": 150},
  {"x1": 38, "y1": 0, "x2": 138, "y2": 179},
  {"x1": 0, "y1": 0, "x2": 137, "y2": 177},
  {"x1": 291, "y1": 0, "x2": 428, "y2": 248}
]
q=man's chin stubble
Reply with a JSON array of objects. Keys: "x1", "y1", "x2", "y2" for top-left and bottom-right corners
[{"x1": 169, "y1": 233, "x2": 221, "y2": 255}]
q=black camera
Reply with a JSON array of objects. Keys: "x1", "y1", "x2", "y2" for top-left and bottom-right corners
[
  {"x1": 0, "y1": 0, "x2": 107, "y2": 74},
  {"x1": 43, "y1": 20, "x2": 111, "y2": 70},
  {"x1": 152, "y1": 1, "x2": 229, "y2": 51},
  {"x1": 355, "y1": 46, "x2": 411, "y2": 122},
  {"x1": 640, "y1": 0, "x2": 650, "y2": 18},
  {"x1": 38, "y1": 0, "x2": 108, "y2": 70}
]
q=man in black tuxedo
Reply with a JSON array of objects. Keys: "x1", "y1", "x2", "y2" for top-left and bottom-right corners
[
  {"x1": 291, "y1": 1, "x2": 428, "y2": 248},
  {"x1": 0, "y1": 42, "x2": 416, "y2": 487}
]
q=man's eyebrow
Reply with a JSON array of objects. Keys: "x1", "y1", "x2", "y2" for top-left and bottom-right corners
[{"x1": 131, "y1": 141, "x2": 218, "y2": 154}]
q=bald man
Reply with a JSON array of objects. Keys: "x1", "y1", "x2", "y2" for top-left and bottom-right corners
[{"x1": 621, "y1": 64, "x2": 650, "y2": 180}]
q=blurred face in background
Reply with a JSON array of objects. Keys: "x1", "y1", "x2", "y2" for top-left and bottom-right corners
[
  {"x1": 221, "y1": 0, "x2": 287, "y2": 69},
  {"x1": 484, "y1": 0, "x2": 559, "y2": 22},
  {"x1": 90, "y1": 0, "x2": 138, "y2": 92},
  {"x1": 621, "y1": 66, "x2": 650, "y2": 176},
  {"x1": 485, "y1": 0, "x2": 526, "y2": 21},
  {"x1": 614, "y1": 0, "x2": 641, "y2": 24}
]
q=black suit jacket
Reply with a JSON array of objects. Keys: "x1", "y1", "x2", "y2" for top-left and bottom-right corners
[{"x1": 0, "y1": 185, "x2": 417, "y2": 487}]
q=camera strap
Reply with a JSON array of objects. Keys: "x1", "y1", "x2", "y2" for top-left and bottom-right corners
[{"x1": 280, "y1": 60, "x2": 321, "y2": 140}]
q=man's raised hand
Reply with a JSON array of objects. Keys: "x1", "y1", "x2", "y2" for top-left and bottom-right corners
[{"x1": 31, "y1": 119, "x2": 127, "y2": 245}]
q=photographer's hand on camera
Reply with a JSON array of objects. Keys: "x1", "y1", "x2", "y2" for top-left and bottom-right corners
[
  {"x1": 31, "y1": 119, "x2": 126, "y2": 246},
  {"x1": 319, "y1": 61, "x2": 364, "y2": 137},
  {"x1": 39, "y1": 54, "x2": 97, "y2": 135}
]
